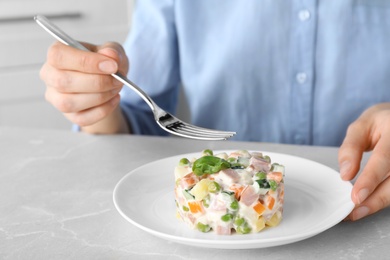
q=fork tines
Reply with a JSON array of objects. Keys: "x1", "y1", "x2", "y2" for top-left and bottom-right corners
[{"x1": 166, "y1": 122, "x2": 236, "y2": 140}]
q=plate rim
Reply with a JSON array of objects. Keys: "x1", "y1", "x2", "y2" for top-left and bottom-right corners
[{"x1": 113, "y1": 150, "x2": 354, "y2": 249}]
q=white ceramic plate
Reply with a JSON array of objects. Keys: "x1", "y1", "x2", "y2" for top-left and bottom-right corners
[{"x1": 113, "y1": 151, "x2": 354, "y2": 249}]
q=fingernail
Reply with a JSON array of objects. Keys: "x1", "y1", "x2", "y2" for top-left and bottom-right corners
[
  {"x1": 340, "y1": 161, "x2": 351, "y2": 179},
  {"x1": 356, "y1": 188, "x2": 369, "y2": 204},
  {"x1": 353, "y1": 206, "x2": 369, "y2": 220},
  {"x1": 99, "y1": 61, "x2": 117, "y2": 73}
]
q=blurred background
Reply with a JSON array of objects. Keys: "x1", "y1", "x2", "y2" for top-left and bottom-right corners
[{"x1": 0, "y1": 0, "x2": 134, "y2": 130}]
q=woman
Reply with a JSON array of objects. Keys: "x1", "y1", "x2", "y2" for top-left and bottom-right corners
[{"x1": 39, "y1": 0, "x2": 390, "y2": 221}]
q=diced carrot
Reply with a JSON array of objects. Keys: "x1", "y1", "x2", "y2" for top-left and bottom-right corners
[
  {"x1": 188, "y1": 201, "x2": 204, "y2": 214},
  {"x1": 180, "y1": 173, "x2": 198, "y2": 189},
  {"x1": 267, "y1": 172, "x2": 283, "y2": 183},
  {"x1": 230, "y1": 184, "x2": 244, "y2": 200},
  {"x1": 266, "y1": 196, "x2": 275, "y2": 210},
  {"x1": 268, "y1": 189, "x2": 275, "y2": 195},
  {"x1": 276, "y1": 182, "x2": 284, "y2": 197},
  {"x1": 253, "y1": 201, "x2": 266, "y2": 215},
  {"x1": 280, "y1": 189, "x2": 285, "y2": 199}
]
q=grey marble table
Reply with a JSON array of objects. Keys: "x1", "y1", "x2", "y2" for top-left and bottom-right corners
[{"x1": 1, "y1": 126, "x2": 389, "y2": 260}]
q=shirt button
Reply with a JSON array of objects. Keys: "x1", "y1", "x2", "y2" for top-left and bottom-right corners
[
  {"x1": 298, "y1": 10, "x2": 311, "y2": 21},
  {"x1": 296, "y1": 72, "x2": 307, "y2": 84}
]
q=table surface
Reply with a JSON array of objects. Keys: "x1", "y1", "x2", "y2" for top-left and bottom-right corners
[{"x1": 1, "y1": 126, "x2": 389, "y2": 260}]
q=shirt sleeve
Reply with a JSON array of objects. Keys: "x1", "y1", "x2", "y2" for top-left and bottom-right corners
[{"x1": 120, "y1": 0, "x2": 181, "y2": 136}]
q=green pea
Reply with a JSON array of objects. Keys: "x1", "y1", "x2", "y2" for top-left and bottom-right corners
[
  {"x1": 208, "y1": 181, "x2": 221, "y2": 193},
  {"x1": 197, "y1": 222, "x2": 211, "y2": 232},
  {"x1": 230, "y1": 200, "x2": 239, "y2": 210},
  {"x1": 237, "y1": 224, "x2": 252, "y2": 234},
  {"x1": 179, "y1": 158, "x2": 190, "y2": 166},
  {"x1": 234, "y1": 217, "x2": 245, "y2": 226},
  {"x1": 182, "y1": 206, "x2": 189, "y2": 212},
  {"x1": 221, "y1": 213, "x2": 233, "y2": 222},
  {"x1": 202, "y1": 149, "x2": 213, "y2": 156}
]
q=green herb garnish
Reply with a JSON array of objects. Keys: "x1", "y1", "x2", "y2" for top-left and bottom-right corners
[{"x1": 192, "y1": 156, "x2": 231, "y2": 176}]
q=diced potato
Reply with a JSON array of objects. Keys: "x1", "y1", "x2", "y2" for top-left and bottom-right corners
[
  {"x1": 239, "y1": 204, "x2": 259, "y2": 228},
  {"x1": 191, "y1": 179, "x2": 212, "y2": 201},
  {"x1": 176, "y1": 210, "x2": 182, "y2": 220},
  {"x1": 215, "y1": 152, "x2": 228, "y2": 160},
  {"x1": 255, "y1": 216, "x2": 266, "y2": 232},
  {"x1": 265, "y1": 211, "x2": 282, "y2": 227},
  {"x1": 237, "y1": 150, "x2": 251, "y2": 158},
  {"x1": 174, "y1": 165, "x2": 192, "y2": 181}
]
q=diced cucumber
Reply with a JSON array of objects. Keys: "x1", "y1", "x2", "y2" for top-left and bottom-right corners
[
  {"x1": 182, "y1": 189, "x2": 195, "y2": 200},
  {"x1": 269, "y1": 180, "x2": 278, "y2": 191},
  {"x1": 271, "y1": 163, "x2": 285, "y2": 174}
]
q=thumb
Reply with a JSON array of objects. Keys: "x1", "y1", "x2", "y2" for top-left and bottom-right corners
[{"x1": 338, "y1": 119, "x2": 370, "y2": 181}]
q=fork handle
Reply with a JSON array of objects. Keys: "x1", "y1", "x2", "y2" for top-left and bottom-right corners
[
  {"x1": 111, "y1": 72, "x2": 156, "y2": 111},
  {"x1": 35, "y1": 15, "x2": 88, "y2": 51},
  {"x1": 34, "y1": 15, "x2": 157, "y2": 112}
]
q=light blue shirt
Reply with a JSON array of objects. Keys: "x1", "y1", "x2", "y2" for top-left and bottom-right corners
[{"x1": 120, "y1": 0, "x2": 390, "y2": 146}]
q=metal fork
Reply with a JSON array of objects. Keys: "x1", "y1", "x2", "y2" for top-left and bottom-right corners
[{"x1": 34, "y1": 15, "x2": 236, "y2": 140}]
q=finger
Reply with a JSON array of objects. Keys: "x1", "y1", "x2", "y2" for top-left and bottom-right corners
[
  {"x1": 41, "y1": 63, "x2": 122, "y2": 93},
  {"x1": 338, "y1": 120, "x2": 370, "y2": 181},
  {"x1": 47, "y1": 41, "x2": 118, "y2": 74},
  {"x1": 45, "y1": 87, "x2": 122, "y2": 113},
  {"x1": 349, "y1": 175, "x2": 390, "y2": 221},
  {"x1": 64, "y1": 94, "x2": 121, "y2": 127},
  {"x1": 351, "y1": 132, "x2": 390, "y2": 205},
  {"x1": 95, "y1": 42, "x2": 129, "y2": 76}
]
